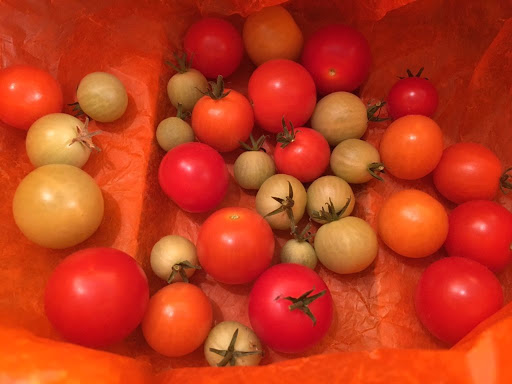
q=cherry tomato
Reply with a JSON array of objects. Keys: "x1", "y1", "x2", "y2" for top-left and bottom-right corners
[
  {"x1": 301, "y1": 25, "x2": 371, "y2": 94},
  {"x1": 44, "y1": 248, "x2": 149, "y2": 348},
  {"x1": 415, "y1": 257, "x2": 503, "y2": 345},
  {"x1": 445, "y1": 200, "x2": 512, "y2": 273},
  {"x1": 158, "y1": 142, "x2": 229, "y2": 213},
  {"x1": 379, "y1": 115, "x2": 444, "y2": 180},
  {"x1": 274, "y1": 124, "x2": 330, "y2": 182},
  {"x1": 0, "y1": 65, "x2": 63, "y2": 130},
  {"x1": 184, "y1": 18, "x2": 243, "y2": 79},
  {"x1": 387, "y1": 72, "x2": 438, "y2": 119},
  {"x1": 433, "y1": 142, "x2": 507, "y2": 204},
  {"x1": 197, "y1": 207, "x2": 275, "y2": 284},
  {"x1": 248, "y1": 263, "x2": 333, "y2": 354},
  {"x1": 378, "y1": 189, "x2": 448, "y2": 258},
  {"x1": 248, "y1": 59, "x2": 316, "y2": 133},
  {"x1": 142, "y1": 283, "x2": 213, "y2": 357}
]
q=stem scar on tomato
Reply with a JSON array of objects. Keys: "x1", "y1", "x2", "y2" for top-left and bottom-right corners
[
  {"x1": 167, "y1": 260, "x2": 201, "y2": 284},
  {"x1": 208, "y1": 328, "x2": 263, "y2": 367},
  {"x1": 265, "y1": 181, "x2": 296, "y2": 228},
  {"x1": 70, "y1": 117, "x2": 103, "y2": 151},
  {"x1": 275, "y1": 288, "x2": 326, "y2": 325}
]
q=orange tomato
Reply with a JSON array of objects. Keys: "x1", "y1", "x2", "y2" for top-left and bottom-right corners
[
  {"x1": 378, "y1": 189, "x2": 448, "y2": 258},
  {"x1": 243, "y1": 6, "x2": 303, "y2": 66},
  {"x1": 142, "y1": 283, "x2": 213, "y2": 357},
  {"x1": 379, "y1": 115, "x2": 444, "y2": 180}
]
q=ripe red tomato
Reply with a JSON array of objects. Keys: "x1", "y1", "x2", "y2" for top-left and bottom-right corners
[
  {"x1": 0, "y1": 65, "x2": 63, "y2": 130},
  {"x1": 415, "y1": 257, "x2": 503, "y2": 345},
  {"x1": 248, "y1": 59, "x2": 316, "y2": 133},
  {"x1": 387, "y1": 73, "x2": 438, "y2": 119},
  {"x1": 142, "y1": 283, "x2": 213, "y2": 357},
  {"x1": 301, "y1": 25, "x2": 371, "y2": 94},
  {"x1": 445, "y1": 200, "x2": 512, "y2": 272},
  {"x1": 274, "y1": 124, "x2": 330, "y2": 182},
  {"x1": 197, "y1": 207, "x2": 275, "y2": 284},
  {"x1": 158, "y1": 142, "x2": 229, "y2": 213},
  {"x1": 44, "y1": 248, "x2": 149, "y2": 348},
  {"x1": 184, "y1": 18, "x2": 243, "y2": 79},
  {"x1": 433, "y1": 142, "x2": 505, "y2": 204},
  {"x1": 248, "y1": 263, "x2": 333, "y2": 353}
]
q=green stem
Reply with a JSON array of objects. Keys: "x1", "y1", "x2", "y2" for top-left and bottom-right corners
[{"x1": 282, "y1": 289, "x2": 327, "y2": 326}]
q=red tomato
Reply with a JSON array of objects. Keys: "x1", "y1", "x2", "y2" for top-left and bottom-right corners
[
  {"x1": 44, "y1": 248, "x2": 149, "y2": 348},
  {"x1": 415, "y1": 257, "x2": 503, "y2": 345},
  {"x1": 184, "y1": 18, "x2": 243, "y2": 79},
  {"x1": 301, "y1": 25, "x2": 371, "y2": 94},
  {"x1": 158, "y1": 142, "x2": 229, "y2": 213},
  {"x1": 248, "y1": 263, "x2": 333, "y2": 353},
  {"x1": 248, "y1": 59, "x2": 316, "y2": 133},
  {"x1": 387, "y1": 76, "x2": 438, "y2": 120},
  {"x1": 274, "y1": 125, "x2": 330, "y2": 182},
  {"x1": 197, "y1": 207, "x2": 275, "y2": 284},
  {"x1": 445, "y1": 200, "x2": 512, "y2": 272},
  {"x1": 0, "y1": 65, "x2": 63, "y2": 130},
  {"x1": 142, "y1": 283, "x2": 213, "y2": 357},
  {"x1": 433, "y1": 142, "x2": 505, "y2": 204}
]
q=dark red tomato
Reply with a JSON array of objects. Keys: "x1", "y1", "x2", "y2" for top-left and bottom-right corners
[
  {"x1": 433, "y1": 142, "x2": 505, "y2": 204},
  {"x1": 387, "y1": 77, "x2": 438, "y2": 120},
  {"x1": 44, "y1": 248, "x2": 149, "y2": 348},
  {"x1": 0, "y1": 65, "x2": 63, "y2": 130},
  {"x1": 196, "y1": 207, "x2": 275, "y2": 284},
  {"x1": 248, "y1": 59, "x2": 316, "y2": 133},
  {"x1": 274, "y1": 125, "x2": 330, "y2": 182},
  {"x1": 159, "y1": 142, "x2": 229, "y2": 213},
  {"x1": 184, "y1": 18, "x2": 243, "y2": 79},
  {"x1": 445, "y1": 200, "x2": 512, "y2": 272},
  {"x1": 301, "y1": 25, "x2": 371, "y2": 94},
  {"x1": 415, "y1": 257, "x2": 503, "y2": 345},
  {"x1": 248, "y1": 263, "x2": 333, "y2": 353}
]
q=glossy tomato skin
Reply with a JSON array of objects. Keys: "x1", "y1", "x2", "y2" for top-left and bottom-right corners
[
  {"x1": 274, "y1": 127, "x2": 330, "y2": 182},
  {"x1": 445, "y1": 200, "x2": 512, "y2": 272},
  {"x1": 387, "y1": 77, "x2": 438, "y2": 119},
  {"x1": 248, "y1": 263, "x2": 333, "y2": 353},
  {"x1": 0, "y1": 65, "x2": 63, "y2": 130},
  {"x1": 248, "y1": 59, "x2": 316, "y2": 133},
  {"x1": 44, "y1": 248, "x2": 149, "y2": 348},
  {"x1": 158, "y1": 142, "x2": 229, "y2": 213},
  {"x1": 433, "y1": 142, "x2": 502, "y2": 204},
  {"x1": 197, "y1": 207, "x2": 275, "y2": 284},
  {"x1": 301, "y1": 25, "x2": 371, "y2": 94},
  {"x1": 184, "y1": 18, "x2": 243, "y2": 79},
  {"x1": 142, "y1": 283, "x2": 213, "y2": 357},
  {"x1": 415, "y1": 257, "x2": 503, "y2": 345},
  {"x1": 192, "y1": 89, "x2": 254, "y2": 152}
]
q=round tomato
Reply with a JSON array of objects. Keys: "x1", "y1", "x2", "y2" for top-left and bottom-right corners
[
  {"x1": 445, "y1": 200, "x2": 512, "y2": 273},
  {"x1": 301, "y1": 25, "x2": 371, "y2": 94},
  {"x1": 378, "y1": 189, "x2": 448, "y2": 258},
  {"x1": 248, "y1": 263, "x2": 333, "y2": 354},
  {"x1": 379, "y1": 115, "x2": 444, "y2": 180},
  {"x1": 184, "y1": 18, "x2": 243, "y2": 79},
  {"x1": 142, "y1": 283, "x2": 213, "y2": 357},
  {"x1": 45, "y1": 248, "x2": 149, "y2": 347},
  {"x1": 196, "y1": 207, "x2": 275, "y2": 284},
  {"x1": 274, "y1": 123, "x2": 330, "y2": 182},
  {"x1": 0, "y1": 65, "x2": 63, "y2": 130},
  {"x1": 433, "y1": 142, "x2": 505, "y2": 204},
  {"x1": 243, "y1": 5, "x2": 303, "y2": 66},
  {"x1": 248, "y1": 59, "x2": 316, "y2": 133},
  {"x1": 415, "y1": 257, "x2": 503, "y2": 345},
  {"x1": 191, "y1": 77, "x2": 254, "y2": 152},
  {"x1": 158, "y1": 142, "x2": 229, "y2": 213}
]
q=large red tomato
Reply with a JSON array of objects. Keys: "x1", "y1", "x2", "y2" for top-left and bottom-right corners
[
  {"x1": 196, "y1": 207, "x2": 275, "y2": 284},
  {"x1": 44, "y1": 248, "x2": 149, "y2": 348},
  {"x1": 248, "y1": 263, "x2": 333, "y2": 353},
  {"x1": 158, "y1": 142, "x2": 229, "y2": 213},
  {"x1": 0, "y1": 65, "x2": 63, "y2": 130},
  {"x1": 445, "y1": 200, "x2": 512, "y2": 272},
  {"x1": 301, "y1": 25, "x2": 371, "y2": 94},
  {"x1": 248, "y1": 59, "x2": 316, "y2": 133},
  {"x1": 415, "y1": 257, "x2": 503, "y2": 345}
]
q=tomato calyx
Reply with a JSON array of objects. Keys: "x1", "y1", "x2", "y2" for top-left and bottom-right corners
[
  {"x1": 175, "y1": 103, "x2": 191, "y2": 121},
  {"x1": 499, "y1": 167, "x2": 512, "y2": 194},
  {"x1": 165, "y1": 52, "x2": 192, "y2": 74},
  {"x1": 290, "y1": 220, "x2": 314, "y2": 244},
  {"x1": 240, "y1": 133, "x2": 268, "y2": 152},
  {"x1": 311, "y1": 197, "x2": 352, "y2": 223},
  {"x1": 202, "y1": 75, "x2": 231, "y2": 100},
  {"x1": 278, "y1": 288, "x2": 326, "y2": 326},
  {"x1": 367, "y1": 101, "x2": 390, "y2": 122},
  {"x1": 276, "y1": 117, "x2": 300, "y2": 148},
  {"x1": 265, "y1": 181, "x2": 296, "y2": 228},
  {"x1": 209, "y1": 328, "x2": 263, "y2": 367},
  {"x1": 399, "y1": 67, "x2": 429, "y2": 80},
  {"x1": 368, "y1": 162, "x2": 386, "y2": 182},
  {"x1": 167, "y1": 260, "x2": 201, "y2": 284},
  {"x1": 70, "y1": 117, "x2": 102, "y2": 151},
  {"x1": 68, "y1": 101, "x2": 86, "y2": 118}
]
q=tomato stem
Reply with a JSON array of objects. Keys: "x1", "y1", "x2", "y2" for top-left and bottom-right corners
[
  {"x1": 499, "y1": 167, "x2": 512, "y2": 194},
  {"x1": 367, "y1": 162, "x2": 385, "y2": 182},
  {"x1": 291, "y1": 219, "x2": 314, "y2": 243},
  {"x1": 70, "y1": 117, "x2": 102, "y2": 151},
  {"x1": 167, "y1": 260, "x2": 201, "y2": 284},
  {"x1": 208, "y1": 328, "x2": 262, "y2": 367},
  {"x1": 176, "y1": 103, "x2": 191, "y2": 121},
  {"x1": 311, "y1": 197, "x2": 352, "y2": 223},
  {"x1": 67, "y1": 101, "x2": 86, "y2": 118},
  {"x1": 282, "y1": 288, "x2": 326, "y2": 326},
  {"x1": 367, "y1": 101, "x2": 390, "y2": 122},
  {"x1": 165, "y1": 52, "x2": 192, "y2": 74},
  {"x1": 202, "y1": 75, "x2": 231, "y2": 100},
  {"x1": 398, "y1": 67, "x2": 429, "y2": 80},
  {"x1": 240, "y1": 134, "x2": 268, "y2": 152},
  {"x1": 276, "y1": 117, "x2": 299, "y2": 148},
  {"x1": 265, "y1": 181, "x2": 296, "y2": 229}
]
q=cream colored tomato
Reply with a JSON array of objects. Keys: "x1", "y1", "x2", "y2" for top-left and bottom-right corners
[
  {"x1": 306, "y1": 176, "x2": 355, "y2": 224},
  {"x1": 330, "y1": 139, "x2": 383, "y2": 184},
  {"x1": 156, "y1": 116, "x2": 195, "y2": 151},
  {"x1": 150, "y1": 235, "x2": 198, "y2": 283},
  {"x1": 167, "y1": 68, "x2": 208, "y2": 111},
  {"x1": 234, "y1": 151, "x2": 275, "y2": 190}
]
